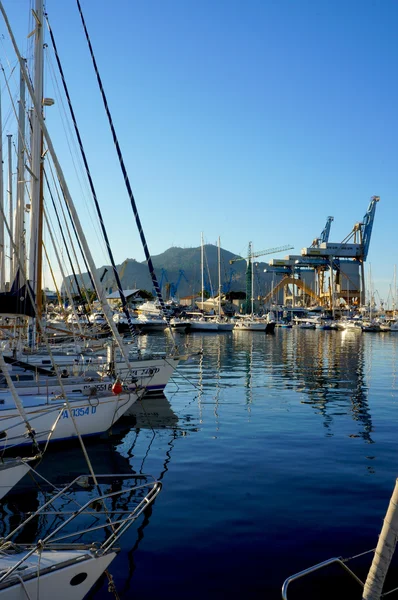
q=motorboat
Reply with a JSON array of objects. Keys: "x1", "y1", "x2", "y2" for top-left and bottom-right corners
[{"x1": 298, "y1": 321, "x2": 316, "y2": 329}]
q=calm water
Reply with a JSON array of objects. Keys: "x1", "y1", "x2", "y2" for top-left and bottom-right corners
[{"x1": 5, "y1": 328, "x2": 398, "y2": 599}]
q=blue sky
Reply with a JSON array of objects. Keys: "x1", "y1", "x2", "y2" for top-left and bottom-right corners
[{"x1": 2, "y1": 0, "x2": 398, "y2": 302}]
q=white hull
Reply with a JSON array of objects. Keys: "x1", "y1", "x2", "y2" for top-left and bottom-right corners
[
  {"x1": 189, "y1": 321, "x2": 219, "y2": 331},
  {"x1": 0, "y1": 550, "x2": 116, "y2": 600},
  {"x1": 111, "y1": 356, "x2": 181, "y2": 395},
  {"x1": 0, "y1": 391, "x2": 137, "y2": 450},
  {"x1": 6, "y1": 356, "x2": 180, "y2": 397},
  {"x1": 234, "y1": 321, "x2": 266, "y2": 331},
  {"x1": 215, "y1": 322, "x2": 234, "y2": 331},
  {"x1": 0, "y1": 377, "x2": 136, "y2": 398},
  {"x1": 0, "y1": 459, "x2": 31, "y2": 500}
]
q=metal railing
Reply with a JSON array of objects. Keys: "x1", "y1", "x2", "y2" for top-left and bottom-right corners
[
  {"x1": 0, "y1": 474, "x2": 161, "y2": 585},
  {"x1": 282, "y1": 556, "x2": 365, "y2": 599}
]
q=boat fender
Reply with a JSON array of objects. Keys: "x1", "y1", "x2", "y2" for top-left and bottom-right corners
[{"x1": 112, "y1": 379, "x2": 123, "y2": 395}]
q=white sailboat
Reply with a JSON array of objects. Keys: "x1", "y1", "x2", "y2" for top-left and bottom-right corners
[
  {"x1": 190, "y1": 234, "x2": 219, "y2": 331},
  {"x1": 0, "y1": 475, "x2": 161, "y2": 600},
  {"x1": 233, "y1": 244, "x2": 266, "y2": 331},
  {"x1": 0, "y1": 4, "x2": 164, "y2": 598},
  {"x1": 214, "y1": 237, "x2": 234, "y2": 330},
  {"x1": 0, "y1": 353, "x2": 42, "y2": 498}
]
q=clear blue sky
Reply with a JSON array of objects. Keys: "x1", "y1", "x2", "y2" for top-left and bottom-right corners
[{"x1": 2, "y1": 0, "x2": 398, "y2": 303}]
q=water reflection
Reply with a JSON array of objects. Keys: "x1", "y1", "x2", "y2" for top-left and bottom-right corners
[
  {"x1": 0, "y1": 392, "x2": 190, "y2": 599},
  {"x1": 177, "y1": 329, "x2": 378, "y2": 443}
]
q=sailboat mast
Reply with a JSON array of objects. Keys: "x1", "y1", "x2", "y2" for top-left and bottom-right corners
[
  {"x1": 201, "y1": 232, "x2": 204, "y2": 310},
  {"x1": 330, "y1": 257, "x2": 335, "y2": 318},
  {"x1": 251, "y1": 245, "x2": 254, "y2": 316},
  {"x1": 245, "y1": 241, "x2": 252, "y2": 315},
  {"x1": 0, "y1": 5, "x2": 142, "y2": 372},
  {"x1": 28, "y1": 0, "x2": 44, "y2": 304},
  {"x1": 15, "y1": 67, "x2": 26, "y2": 276},
  {"x1": 218, "y1": 236, "x2": 221, "y2": 318},
  {"x1": 7, "y1": 134, "x2": 13, "y2": 284},
  {"x1": 0, "y1": 86, "x2": 4, "y2": 291}
]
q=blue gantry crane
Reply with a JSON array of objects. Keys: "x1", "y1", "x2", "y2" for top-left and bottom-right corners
[
  {"x1": 222, "y1": 268, "x2": 236, "y2": 294},
  {"x1": 170, "y1": 270, "x2": 188, "y2": 298},
  {"x1": 355, "y1": 195, "x2": 380, "y2": 262},
  {"x1": 311, "y1": 216, "x2": 334, "y2": 248}
]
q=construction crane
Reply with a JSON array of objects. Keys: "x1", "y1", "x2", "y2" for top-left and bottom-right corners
[
  {"x1": 230, "y1": 243, "x2": 294, "y2": 313},
  {"x1": 311, "y1": 216, "x2": 334, "y2": 247}
]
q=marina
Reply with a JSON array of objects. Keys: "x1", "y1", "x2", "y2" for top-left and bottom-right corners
[
  {"x1": 3, "y1": 328, "x2": 398, "y2": 599},
  {"x1": 0, "y1": 0, "x2": 395, "y2": 598}
]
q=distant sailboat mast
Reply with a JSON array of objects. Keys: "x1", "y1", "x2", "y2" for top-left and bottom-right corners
[
  {"x1": 0, "y1": 85, "x2": 4, "y2": 291},
  {"x1": 218, "y1": 236, "x2": 221, "y2": 318},
  {"x1": 201, "y1": 232, "x2": 204, "y2": 310}
]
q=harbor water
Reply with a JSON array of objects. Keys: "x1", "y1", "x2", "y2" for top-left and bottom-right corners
[{"x1": 4, "y1": 328, "x2": 398, "y2": 599}]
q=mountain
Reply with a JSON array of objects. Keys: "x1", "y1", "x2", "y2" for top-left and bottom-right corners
[{"x1": 64, "y1": 244, "x2": 277, "y2": 299}]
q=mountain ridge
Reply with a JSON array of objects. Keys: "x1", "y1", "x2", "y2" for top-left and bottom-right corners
[{"x1": 65, "y1": 244, "x2": 278, "y2": 299}]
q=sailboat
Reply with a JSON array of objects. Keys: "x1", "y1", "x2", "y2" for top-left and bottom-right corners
[
  {"x1": 233, "y1": 243, "x2": 267, "y2": 331},
  {"x1": 0, "y1": 474, "x2": 161, "y2": 600},
  {"x1": 213, "y1": 237, "x2": 234, "y2": 330},
  {"x1": 190, "y1": 234, "x2": 219, "y2": 331},
  {"x1": 0, "y1": 3, "x2": 166, "y2": 598}
]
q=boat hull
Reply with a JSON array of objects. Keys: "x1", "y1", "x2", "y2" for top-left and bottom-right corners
[
  {"x1": 111, "y1": 357, "x2": 180, "y2": 395},
  {"x1": 234, "y1": 318, "x2": 267, "y2": 331},
  {"x1": 0, "y1": 550, "x2": 116, "y2": 600},
  {"x1": 189, "y1": 322, "x2": 219, "y2": 331},
  {"x1": 0, "y1": 392, "x2": 137, "y2": 450},
  {"x1": 0, "y1": 459, "x2": 31, "y2": 500}
]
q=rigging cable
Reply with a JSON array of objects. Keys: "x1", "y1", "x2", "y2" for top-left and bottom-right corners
[
  {"x1": 43, "y1": 168, "x2": 85, "y2": 305},
  {"x1": 75, "y1": 0, "x2": 177, "y2": 351},
  {"x1": 44, "y1": 45, "x2": 110, "y2": 272},
  {"x1": 46, "y1": 158, "x2": 93, "y2": 312},
  {"x1": 45, "y1": 13, "x2": 139, "y2": 343}
]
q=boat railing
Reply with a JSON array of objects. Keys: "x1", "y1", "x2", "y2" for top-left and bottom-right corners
[
  {"x1": 281, "y1": 550, "x2": 375, "y2": 599},
  {"x1": 0, "y1": 474, "x2": 161, "y2": 584}
]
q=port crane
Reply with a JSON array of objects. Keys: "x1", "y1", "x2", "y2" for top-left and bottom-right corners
[
  {"x1": 341, "y1": 195, "x2": 380, "y2": 262},
  {"x1": 311, "y1": 216, "x2": 334, "y2": 247},
  {"x1": 230, "y1": 244, "x2": 294, "y2": 313},
  {"x1": 222, "y1": 268, "x2": 236, "y2": 294},
  {"x1": 341, "y1": 195, "x2": 380, "y2": 304},
  {"x1": 169, "y1": 270, "x2": 188, "y2": 298},
  {"x1": 262, "y1": 198, "x2": 379, "y2": 308}
]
